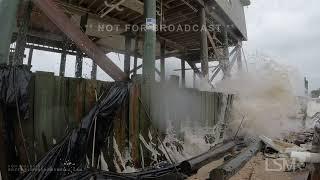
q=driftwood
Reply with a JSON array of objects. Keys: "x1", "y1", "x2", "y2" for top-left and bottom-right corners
[
  {"x1": 209, "y1": 140, "x2": 263, "y2": 180},
  {"x1": 180, "y1": 141, "x2": 236, "y2": 175}
]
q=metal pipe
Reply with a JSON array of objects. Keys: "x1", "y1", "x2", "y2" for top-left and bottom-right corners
[
  {"x1": 0, "y1": 0, "x2": 20, "y2": 64},
  {"x1": 290, "y1": 152, "x2": 320, "y2": 163},
  {"x1": 180, "y1": 141, "x2": 236, "y2": 175}
]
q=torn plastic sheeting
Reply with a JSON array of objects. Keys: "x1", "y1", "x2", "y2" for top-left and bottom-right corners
[
  {"x1": 61, "y1": 165, "x2": 185, "y2": 180},
  {"x1": 0, "y1": 65, "x2": 32, "y2": 119},
  {"x1": 20, "y1": 82, "x2": 129, "y2": 179}
]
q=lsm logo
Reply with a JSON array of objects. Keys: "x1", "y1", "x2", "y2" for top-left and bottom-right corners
[{"x1": 265, "y1": 158, "x2": 305, "y2": 171}]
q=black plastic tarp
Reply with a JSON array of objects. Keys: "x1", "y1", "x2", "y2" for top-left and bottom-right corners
[
  {"x1": 20, "y1": 82, "x2": 129, "y2": 179},
  {"x1": 19, "y1": 81, "x2": 185, "y2": 180},
  {"x1": 0, "y1": 65, "x2": 32, "y2": 119}
]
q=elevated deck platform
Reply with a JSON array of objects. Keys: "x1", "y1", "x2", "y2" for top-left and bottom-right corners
[{"x1": 19, "y1": 0, "x2": 248, "y2": 63}]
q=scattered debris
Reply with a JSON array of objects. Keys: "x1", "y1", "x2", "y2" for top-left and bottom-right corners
[
  {"x1": 260, "y1": 135, "x2": 305, "y2": 153},
  {"x1": 180, "y1": 141, "x2": 236, "y2": 175},
  {"x1": 290, "y1": 151, "x2": 320, "y2": 163},
  {"x1": 209, "y1": 140, "x2": 263, "y2": 180}
]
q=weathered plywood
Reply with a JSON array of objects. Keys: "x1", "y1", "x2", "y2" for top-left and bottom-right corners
[
  {"x1": 51, "y1": 76, "x2": 68, "y2": 142},
  {"x1": 33, "y1": 71, "x2": 55, "y2": 155},
  {"x1": 129, "y1": 83, "x2": 140, "y2": 166}
]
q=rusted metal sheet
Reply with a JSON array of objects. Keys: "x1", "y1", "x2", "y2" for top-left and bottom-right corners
[{"x1": 32, "y1": 0, "x2": 127, "y2": 81}]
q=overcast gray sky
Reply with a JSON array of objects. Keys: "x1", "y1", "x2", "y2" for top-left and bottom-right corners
[{"x1": 243, "y1": 0, "x2": 320, "y2": 91}]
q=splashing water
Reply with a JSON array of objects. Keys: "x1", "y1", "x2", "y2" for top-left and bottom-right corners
[{"x1": 215, "y1": 58, "x2": 304, "y2": 138}]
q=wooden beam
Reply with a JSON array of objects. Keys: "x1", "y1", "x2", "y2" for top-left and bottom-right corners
[
  {"x1": 133, "y1": 34, "x2": 139, "y2": 76},
  {"x1": 160, "y1": 40, "x2": 166, "y2": 81},
  {"x1": 206, "y1": 30, "x2": 224, "y2": 58},
  {"x1": 124, "y1": 33, "x2": 132, "y2": 78},
  {"x1": 181, "y1": 59, "x2": 186, "y2": 87},
  {"x1": 75, "y1": 13, "x2": 88, "y2": 78},
  {"x1": 91, "y1": 63, "x2": 97, "y2": 80},
  {"x1": 27, "y1": 48, "x2": 34, "y2": 66},
  {"x1": 193, "y1": 0, "x2": 205, "y2": 7},
  {"x1": 209, "y1": 46, "x2": 239, "y2": 82},
  {"x1": 59, "y1": 42, "x2": 67, "y2": 77},
  {"x1": 200, "y1": 7, "x2": 209, "y2": 77},
  {"x1": 236, "y1": 43, "x2": 243, "y2": 71},
  {"x1": 121, "y1": 0, "x2": 144, "y2": 15},
  {"x1": 33, "y1": 0, "x2": 127, "y2": 81}
]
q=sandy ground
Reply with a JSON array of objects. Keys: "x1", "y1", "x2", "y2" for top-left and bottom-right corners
[{"x1": 188, "y1": 153, "x2": 310, "y2": 180}]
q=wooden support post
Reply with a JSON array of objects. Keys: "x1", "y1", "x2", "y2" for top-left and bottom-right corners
[
  {"x1": 0, "y1": 0, "x2": 20, "y2": 64},
  {"x1": 59, "y1": 42, "x2": 67, "y2": 77},
  {"x1": 91, "y1": 63, "x2": 97, "y2": 80},
  {"x1": 193, "y1": 71, "x2": 196, "y2": 88},
  {"x1": 75, "y1": 53, "x2": 83, "y2": 78},
  {"x1": 200, "y1": 7, "x2": 209, "y2": 78},
  {"x1": 181, "y1": 59, "x2": 186, "y2": 87},
  {"x1": 142, "y1": 0, "x2": 156, "y2": 83},
  {"x1": 237, "y1": 43, "x2": 243, "y2": 72},
  {"x1": 27, "y1": 48, "x2": 33, "y2": 66},
  {"x1": 160, "y1": 40, "x2": 166, "y2": 82},
  {"x1": 0, "y1": 108, "x2": 8, "y2": 180},
  {"x1": 133, "y1": 35, "x2": 139, "y2": 76},
  {"x1": 124, "y1": 34, "x2": 132, "y2": 79},
  {"x1": 222, "y1": 27, "x2": 231, "y2": 79},
  {"x1": 75, "y1": 13, "x2": 88, "y2": 78},
  {"x1": 14, "y1": 0, "x2": 33, "y2": 65},
  {"x1": 33, "y1": 0, "x2": 127, "y2": 80},
  {"x1": 75, "y1": 56, "x2": 83, "y2": 78}
]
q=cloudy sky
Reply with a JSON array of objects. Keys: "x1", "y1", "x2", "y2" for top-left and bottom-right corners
[{"x1": 243, "y1": 0, "x2": 320, "y2": 91}]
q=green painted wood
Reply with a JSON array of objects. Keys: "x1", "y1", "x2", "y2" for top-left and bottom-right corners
[
  {"x1": 67, "y1": 78, "x2": 85, "y2": 127},
  {"x1": 0, "y1": 106, "x2": 8, "y2": 180},
  {"x1": 25, "y1": 74, "x2": 35, "y2": 163},
  {"x1": 33, "y1": 72, "x2": 55, "y2": 156},
  {"x1": 129, "y1": 83, "x2": 141, "y2": 167},
  {"x1": 0, "y1": 0, "x2": 20, "y2": 64},
  {"x1": 52, "y1": 76, "x2": 68, "y2": 142},
  {"x1": 84, "y1": 80, "x2": 98, "y2": 114}
]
